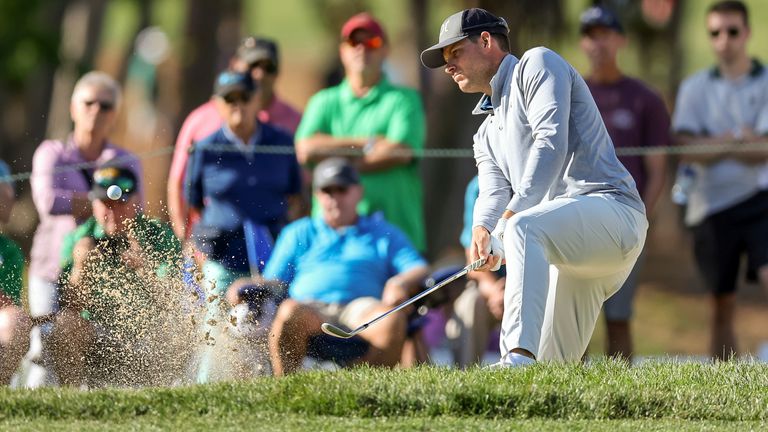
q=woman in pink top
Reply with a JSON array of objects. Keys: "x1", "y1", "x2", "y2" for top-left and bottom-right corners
[{"x1": 28, "y1": 71, "x2": 144, "y2": 325}]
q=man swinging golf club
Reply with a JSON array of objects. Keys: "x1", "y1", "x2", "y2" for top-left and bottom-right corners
[{"x1": 421, "y1": 8, "x2": 648, "y2": 367}]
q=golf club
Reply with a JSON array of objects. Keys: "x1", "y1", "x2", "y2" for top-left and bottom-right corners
[{"x1": 321, "y1": 257, "x2": 487, "y2": 339}]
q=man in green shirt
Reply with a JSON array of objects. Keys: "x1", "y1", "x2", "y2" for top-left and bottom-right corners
[
  {"x1": 0, "y1": 160, "x2": 31, "y2": 385},
  {"x1": 295, "y1": 12, "x2": 427, "y2": 251},
  {"x1": 50, "y1": 164, "x2": 191, "y2": 387}
]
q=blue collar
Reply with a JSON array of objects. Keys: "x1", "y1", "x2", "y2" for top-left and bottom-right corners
[{"x1": 472, "y1": 54, "x2": 519, "y2": 115}]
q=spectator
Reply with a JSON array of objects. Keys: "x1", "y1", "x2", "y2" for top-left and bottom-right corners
[
  {"x1": 49, "y1": 164, "x2": 184, "y2": 387},
  {"x1": 671, "y1": 0, "x2": 768, "y2": 360},
  {"x1": 0, "y1": 160, "x2": 31, "y2": 385},
  {"x1": 168, "y1": 36, "x2": 302, "y2": 240},
  {"x1": 295, "y1": 12, "x2": 427, "y2": 251},
  {"x1": 579, "y1": 5, "x2": 670, "y2": 360},
  {"x1": 444, "y1": 176, "x2": 504, "y2": 368},
  {"x1": 262, "y1": 158, "x2": 429, "y2": 376},
  {"x1": 185, "y1": 71, "x2": 302, "y2": 382},
  {"x1": 421, "y1": 8, "x2": 647, "y2": 366},
  {"x1": 27, "y1": 71, "x2": 143, "y2": 385}
]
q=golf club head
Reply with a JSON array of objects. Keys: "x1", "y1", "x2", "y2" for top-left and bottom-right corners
[{"x1": 321, "y1": 322, "x2": 356, "y2": 339}]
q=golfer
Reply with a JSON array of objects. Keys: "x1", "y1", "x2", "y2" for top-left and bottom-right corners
[{"x1": 421, "y1": 8, "x2": 647, "y2": 366}]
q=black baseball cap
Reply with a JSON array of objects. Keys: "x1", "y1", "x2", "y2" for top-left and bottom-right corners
[
  {"x1": 313, "y1": 158, "x2": 360, "y2": 190},
  {"x1": 213, "y1": 70, "x2": 255, "y2": 98},
  {"x1": 89, "y1": 163, "x2": 138, "y2": 202},
  {"x1": 421, "y1": 8, "x2": 509, "y2": 69},
  {"x1": 579, "y1": 5, "x2": 624, "y2": 35},
  {"x1": 236, "y1": 36, "x2": 279, "y2": 73}
]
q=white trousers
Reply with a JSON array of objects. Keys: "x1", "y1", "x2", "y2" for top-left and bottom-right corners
[{"x1": 499, "y1": 195, "x2": 647, "y2": 361}]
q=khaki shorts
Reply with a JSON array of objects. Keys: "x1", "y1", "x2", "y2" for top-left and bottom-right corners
[{"x1": 301, "y1": 297, "x2": 380, "y2": 331}]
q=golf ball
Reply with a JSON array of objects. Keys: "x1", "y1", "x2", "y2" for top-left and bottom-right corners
[{"x1": 107, "y1": 185, "x2": 123, "y2": 200}]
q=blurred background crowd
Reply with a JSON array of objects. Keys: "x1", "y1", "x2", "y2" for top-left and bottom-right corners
[{"x1": 2, "y1": 0, "x2": 768, "y2": 387}]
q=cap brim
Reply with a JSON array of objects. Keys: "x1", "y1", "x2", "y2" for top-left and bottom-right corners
[
  {"x1": 239, "y1": 50, "x2": 275, "y2": 65},
  {"x1": 420, "y1": 35, "x2": 468, "y2": 69},
  {"x1": 215, "y1": 84, "x2": 252, "y2": 98}
]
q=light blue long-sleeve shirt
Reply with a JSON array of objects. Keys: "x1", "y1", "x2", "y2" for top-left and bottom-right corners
[{"x1": 472, "y1": 48, "x2": 644, "y2": 232}]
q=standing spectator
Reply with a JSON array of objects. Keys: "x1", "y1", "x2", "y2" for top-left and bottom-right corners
[
  {"x1": 421, "y1": 8, "x2": 647, "y2": 366},
  {"x1": 185, "y1": 71, "x2": 302, "y2": 382},
  {"x1": 26, "y1": 72, "x2": 143, "y2": 385},
  {"x1": 262, "y1": 158, "x2": 429, "y2": 376},
  {"x1": 672, "y1": 0, "x2": 768, "y2": 360},
  {"x1": 0, "y1": 160, "x2": 31, "y2": 385},
  {"x1": 295, "y1": 12, "x2": 427, "y2": 251},
  {"x1": 50, "y1": 164, "x2": 185, "y2": 387},
  {"x1": 579, "y1": 5, "x2": 670, "y2": 360},
  {"x1": 168, "y1": 36, "x2": 302, "y2": 240}
]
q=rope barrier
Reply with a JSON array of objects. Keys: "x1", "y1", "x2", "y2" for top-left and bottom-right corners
[{"x1": 2, "y1": 140, "x2": 767, "y2": 185}]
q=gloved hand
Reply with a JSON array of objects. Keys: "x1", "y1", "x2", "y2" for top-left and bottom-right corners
[{"x1": 488, "y1": 217, "x2": 507, "y2": 271}]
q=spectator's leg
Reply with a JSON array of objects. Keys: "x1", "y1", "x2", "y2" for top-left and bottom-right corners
[
  {"x1": 269, "y1": 299, "x2": 323, "y2": 376},
  {"x1": 711, "y1": 293, "x2": 737, "y2": 361},
  {"x1": 0, "y1": 306, "x2": 31, "y2": 385},
  {"x1": 400, "y1": 329, "x2": 429, "y2": 367},
  {"x1": 692, "y1": 214, "x2": 740, "y2": 361},
  {"x1": 355, "y1": 306, "x2": 407, "y2": 367},
  {"x1": 446, "y1": 281, "x2": 492, "y2": 368},
  {"x1": 24, "y1": 276, "x2": 59, "y2": 387},
  {"x1": 195, "y1": 260, "x2": 248, "y2": 383},
  {"x1": 49, "y1": 309, "x2": 95, "y2": 386},
  {"x1": 603, "y1": 255, "x2": 642, "y2": 361}
]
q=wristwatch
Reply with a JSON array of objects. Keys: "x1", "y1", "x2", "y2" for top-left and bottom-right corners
[{"x1": 363, "y1": 136, "x2": 376, "y2": 155}]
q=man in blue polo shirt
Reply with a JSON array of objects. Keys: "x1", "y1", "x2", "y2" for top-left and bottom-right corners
[
  {"x1": 185, "y1": 70, "x2": 302, "y2": 382},
  {"x1": 263, "y1": 158, "x2": 428, "y2": 376}
]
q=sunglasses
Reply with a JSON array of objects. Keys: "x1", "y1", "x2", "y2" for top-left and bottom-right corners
[
  {"x1": 709, "y1": 27, "x2": 741, "y2": 38},
  {"x1": 223, "y1": 92, "x2": 252, "y2": 105},
  {"x1": 320, "y1": 185, "x2": 350, "y2": 195},
  {"x1": 345, "y1": 35, "x2": 384, "y2": 50},
  {"x1": 83, "y1": 99, "x2": 115, "y2": 111},
  {"x1": 249, "y1": 60, "x2": 277, "y2": 74}
]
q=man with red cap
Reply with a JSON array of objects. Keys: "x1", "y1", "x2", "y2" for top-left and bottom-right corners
[{"x1": 295, "y1": 12, "x2": 427, "y2": 252}]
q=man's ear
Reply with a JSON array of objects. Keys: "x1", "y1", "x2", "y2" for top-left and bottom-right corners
[{"x1": 480, "y1": 31, "x2": 492, "y2": 48}]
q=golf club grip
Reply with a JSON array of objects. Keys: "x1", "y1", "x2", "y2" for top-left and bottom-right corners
[{"x1": 357, "y1": 257, "x2": 486, "y2": 333}]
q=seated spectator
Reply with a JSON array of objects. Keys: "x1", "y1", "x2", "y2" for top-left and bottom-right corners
[
  {"x1": 0, "y1": 160, "x2": 31, "y2": 385},
  {"x1": 445, "y1": 176, "x2": 503, "y2": 368},
  {"x1": 257, "y1": 158, "x2": 428, "y2": 376},
  {"x1": 26, "y1": 71, "x2": 143, "y2": 386},
  {"x1": 49, "y1": 164, "x2": 186, "y2": 387},
  {"x1": 185, "y1": 70, "x2": 302, "y2": 382}
]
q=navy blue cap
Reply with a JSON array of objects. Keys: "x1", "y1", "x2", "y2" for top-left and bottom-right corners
[
  {"x1": 421, "y1": 8, "x2": 509, "y2": 69},
  {"x1": 213, "y1": 71, "x2": 255, "y2": 98},
  {"x1": 580, "y1": 6, "x2": 624, "y2": 35}
]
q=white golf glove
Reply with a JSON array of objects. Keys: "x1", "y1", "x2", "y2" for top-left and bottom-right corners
[{"x1": 488, "y1": 218, "x2": 507, "y2": 272}]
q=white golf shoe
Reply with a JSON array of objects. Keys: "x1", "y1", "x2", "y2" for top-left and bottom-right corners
[{"x1": 487, "y1": 352, "x2": 536, "y2": 369}]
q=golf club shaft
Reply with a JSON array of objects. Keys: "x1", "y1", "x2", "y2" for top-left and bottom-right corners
[{"x1": 342, "y1": 257, "x2": 487, "y2": 337}]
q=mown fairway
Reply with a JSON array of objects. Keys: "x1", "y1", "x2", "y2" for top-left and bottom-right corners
[{"x1": 2, "y1": 360, "x2": 767, "y2": 431}]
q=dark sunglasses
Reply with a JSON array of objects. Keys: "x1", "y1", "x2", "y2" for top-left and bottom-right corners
[
  {"x1": 249, "y1": 60, "x2": 277, "y2": 74},
  {"x1": 709, "y1": 27, "x2": 741, "y2": 38},
  {"x1": 83, "y1": 99, "x2": 115, "y2": 111},
  {"x1": 345, "y1": 35, "x2": 384, "y2": 50},
  {"x1": 223, "y1": 92, "x2": 252, "y2": 105},
  {"x1": 320, "y1": 185, "x2": 350, "y2": 195}
]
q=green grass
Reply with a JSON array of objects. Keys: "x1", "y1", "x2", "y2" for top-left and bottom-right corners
[{"x1": 2, "y1": 360, "x2": 767, "y2": 430}]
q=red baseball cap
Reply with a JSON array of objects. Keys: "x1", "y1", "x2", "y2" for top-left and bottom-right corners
[{"x1": 340, "y1": 12, "x2": 386, "y2": 40}]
